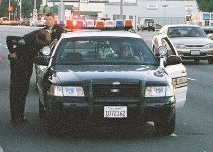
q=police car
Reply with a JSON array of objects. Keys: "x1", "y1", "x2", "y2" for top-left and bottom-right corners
[{"x1": 34, "y1": 22, "x2": 187, "y2": 136}]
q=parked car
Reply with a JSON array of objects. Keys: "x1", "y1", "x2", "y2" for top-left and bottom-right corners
[
  {"x1": 137, "y1": 18, "x2": 156, "y2": 32},
  {"x1": 34, "y1": 28, "x2": 187, "y2": 136},
  {"x1": 0, "y1": 17, "x2": 10, "y2": 25},
  {"x1": 30, "y1": 18, "x2": 45, "y2": 27},
  {"x1": 156, "y1": 24, "x2": 213, "y2": 64},
  {"x1": 35, "y1": 19, "x2": 45, "y2": 27},
  {"x1": 20, "y1": 18, "x2": 30, "y2": 26}
]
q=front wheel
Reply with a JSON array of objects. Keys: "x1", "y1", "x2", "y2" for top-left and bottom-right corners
[
  {"x1": 208, "y1": 57, "x2": 213, "y2": 64},
  {"x1": 154, "y1": 112, "x2": 175, "y2": 136}
]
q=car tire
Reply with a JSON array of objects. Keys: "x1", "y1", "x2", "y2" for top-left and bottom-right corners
[
  {"x1": 154, "y1": 111, "x2": 175, "y2": 136},
  {"x1": 44, "y1": 104, "x2": 62, "y2": 136},
  {"x1": 208, "y1": 57, "x2": 213, "y2": 64},
  {"x1": 148, "y1": 22, "x2": 153, "y2": 26}
]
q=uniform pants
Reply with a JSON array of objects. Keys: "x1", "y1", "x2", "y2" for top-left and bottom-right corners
[{"x1": 10, "y1": 62, "x2": 33, "y2": 120}]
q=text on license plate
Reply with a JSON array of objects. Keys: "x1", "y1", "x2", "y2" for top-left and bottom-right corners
[
  {"x1": 190, "y1": 50, "x2": 200, "y2": 55},
  {"x1": 104, "y1": 106, "x2": 127, "y2": 118}
]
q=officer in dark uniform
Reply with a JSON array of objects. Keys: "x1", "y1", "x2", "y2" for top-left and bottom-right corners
[
  {"x1": 43, "y1": 12, "x2": 65, "y2": 44},
  {"x1": 7, "y1": 29, "x2": 52, "y2": 124}
]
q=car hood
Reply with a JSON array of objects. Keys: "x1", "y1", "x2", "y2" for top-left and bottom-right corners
[
  {"x1": 49, "y1": 64, "x2": 166, "y2": 84},
  {"x1": 170, "y1": 37, "x2": 213, "y2": 45}
]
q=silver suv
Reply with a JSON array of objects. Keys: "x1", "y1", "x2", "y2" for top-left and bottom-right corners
[{"x1": 137, "y1": 18, "x2": 155, "y2": 32}]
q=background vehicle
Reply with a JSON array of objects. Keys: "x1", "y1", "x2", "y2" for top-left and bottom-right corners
[
  {"x1": 0, "y1": 17, "x2": 10, "y2": 25},
  {"x1": 35, "y1": 19, "x2": 45, "y2": 27},
  {"x1": 34, "y1": 28, "x2": 186, "y2": 136},
  {"x1": 137, "y1": 18, "x2": 156, "y2": 32},
  {"x1": 20, "y1": 18, "x2": 30, "y2": 26},
  {"x1": 156, "y1": 24, "x2": 213, "y2": 64},
  {"x1": 30, "y1": 18, "x2": 45, "y2": 27}
]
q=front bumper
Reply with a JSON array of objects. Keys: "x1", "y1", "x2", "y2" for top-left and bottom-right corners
[
  {"x1": 45, "y1": 96, "x2": 175, "y2": 122},
  {"x1": 177, "y1": 48, "x2": 213, "y2": 60}
]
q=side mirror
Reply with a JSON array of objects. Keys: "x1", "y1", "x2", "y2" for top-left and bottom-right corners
[
  {"x1": 157, "y1": 46, "x2": 167, "y2": 56},
  {"x1": 42, "y1": 46, "x2": 51, "y2": 56},
  {"x1": 166, "y1": 55, "x2": 182, "y2": 66}
]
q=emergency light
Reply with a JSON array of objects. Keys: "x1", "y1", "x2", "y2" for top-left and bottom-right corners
[{"x1": 64, "y1": 19, "x2": 133, "y2": 31}]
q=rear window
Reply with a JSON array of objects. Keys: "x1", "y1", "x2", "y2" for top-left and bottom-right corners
[{"x1": 145, "y1": 19, "x2": 154, "y2": 23}]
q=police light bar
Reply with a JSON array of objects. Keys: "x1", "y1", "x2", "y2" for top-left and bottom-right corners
[
  {"x1": 123, "y1": 19, "x2": 133, "y2": 30},
  {"x1": 66, "y1": 19, "x2": 76, "y2": 29},
  {"x1": 94, "y1": 20, "x2": 106, "y2": 29},
  {"x1": 64, "y1": 19, "x2": 133, "y2": 31}
]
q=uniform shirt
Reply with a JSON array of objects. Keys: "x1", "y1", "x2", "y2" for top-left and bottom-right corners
[{"x1": 43, "y1": 25, "x2": 64, "y2": 41}]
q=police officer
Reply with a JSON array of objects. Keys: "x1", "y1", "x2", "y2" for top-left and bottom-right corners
[
  {"x1": 7, "y1": 29, "x2": 52, "y2": 124},
  {"x1": 43, "y1": 12, "x2": 64, "y2": 45}
]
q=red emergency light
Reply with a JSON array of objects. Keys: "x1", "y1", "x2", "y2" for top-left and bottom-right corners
[
  {"x1": 94, "y1": 20, "x2": 105, "y2": 29},
  {"x1": 66, "y1": 19, "x2": 76, "y2": 29}
]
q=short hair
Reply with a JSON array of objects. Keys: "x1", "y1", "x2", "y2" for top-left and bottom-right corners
[{"x1": 46, "y1": 12, "x2": 54, "y2": 18}]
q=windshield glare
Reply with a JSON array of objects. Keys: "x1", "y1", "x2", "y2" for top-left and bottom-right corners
[{"x1": 54, "y1": 37, "x2": 157, "y2": 65}]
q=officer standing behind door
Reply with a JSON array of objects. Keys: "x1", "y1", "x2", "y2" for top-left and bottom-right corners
[
  {"x1": 43, "y1": 12, "x2": 65, "y2": 45},
  {"x1": 7, "y1": 29, "x2": 52, "y2": 124}
]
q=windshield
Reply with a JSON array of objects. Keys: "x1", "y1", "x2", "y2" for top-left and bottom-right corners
[
  {"x1": 168, "y1": 26, "x2": 207, "y2": 38},
  {"x1": 145, "y1": 19, "x2": 154, "y2": 23},
  {"x1": 54, "y1": 36, "x2": 157, "y2": 65}
]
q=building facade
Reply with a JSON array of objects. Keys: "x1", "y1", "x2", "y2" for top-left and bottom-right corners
[{"x1": 41, "y1": 0, "x2": 198, "y2": 27}]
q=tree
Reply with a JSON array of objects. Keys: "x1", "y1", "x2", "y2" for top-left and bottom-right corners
[
  {"x1": 196, "y1": 0, "x2": 213, "y2": 12},
  {"x1": 0, "y1": 0, "x2": 42, "y2": 18}
]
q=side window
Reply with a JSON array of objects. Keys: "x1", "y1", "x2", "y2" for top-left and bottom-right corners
[{"x1": 153, "y1": 37, "x2": 159, "y2": 55}]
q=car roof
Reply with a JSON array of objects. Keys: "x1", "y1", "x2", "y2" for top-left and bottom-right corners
[{"x1": 61, "y1": 30, "x2": 141, "y2": 39}]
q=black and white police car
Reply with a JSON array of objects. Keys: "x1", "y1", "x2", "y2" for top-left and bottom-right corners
[{"x1": 34, "y1": 22, "x2": 187, "y2": 136}]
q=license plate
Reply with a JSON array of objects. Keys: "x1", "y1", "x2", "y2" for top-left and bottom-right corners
[
  {"x1": 191, "y1": 50, "x2": 200, "y2": 55},
  {"x1": 104, "y1": 106, "x2": 127, "y2": 118}
]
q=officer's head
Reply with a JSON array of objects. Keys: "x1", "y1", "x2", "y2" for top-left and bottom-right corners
[
  {"x1": 45, "y1": 13, "x2": 55, "y2": 28},
  {"x1": 36, "y1": 29, "x2": 52, "y2": 49}
]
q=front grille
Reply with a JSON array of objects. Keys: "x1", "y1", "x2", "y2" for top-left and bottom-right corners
[
  {"x1": 186, "y1": 45, "x2": 204, "y2": 48},
  {"x1": 93, "y1": 83, "x2": 141, "y2": 99}
]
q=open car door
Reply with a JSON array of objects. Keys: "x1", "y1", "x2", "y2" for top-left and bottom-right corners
[{"x1": 152, "y1": 33, "x2": 188, "y2": 108}]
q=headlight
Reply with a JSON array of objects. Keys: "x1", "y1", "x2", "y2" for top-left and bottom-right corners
[
  {"x1": 174, "y1": 43, "x2": 186, "y2": 49},
  {"x1": 204, "y1": 43, "x2": 213, "y2": 48},
  {"x1": 49, "y1": 85, "x2": 85, "y2": 97},
  {"x1": 145, "y1": 85, "x2": 174, "y2": 97}
]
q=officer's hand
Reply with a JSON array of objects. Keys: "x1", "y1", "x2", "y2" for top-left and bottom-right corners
[
  {"x1": 53, "y1": 39, "x2": 58, "y2": 46},
  {"x1": 9, "y1": 52, "x2": 18, "y2": 60}
]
